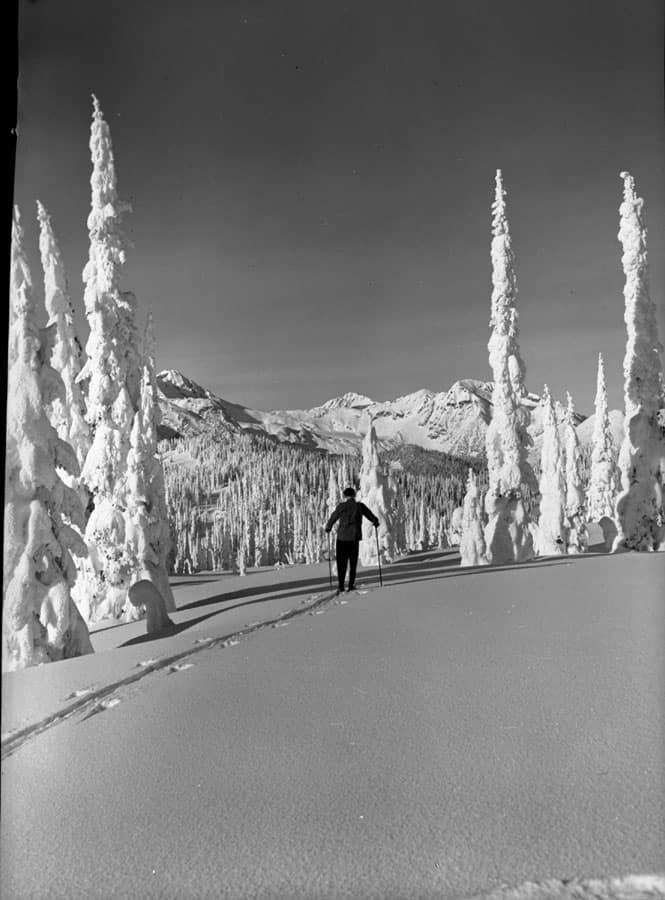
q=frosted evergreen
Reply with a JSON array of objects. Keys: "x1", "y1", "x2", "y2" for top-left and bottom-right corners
[
  {"x1": 563, "y1": 392, "x2": 588, "y2": 554},
  {"x1": 3, "y1": 207, "x2": 93, "y2": 670},
  {"x1": 460, "y1": 469, "x2": 488, "y2": 566},
  {"x1": 359, "y1": 421, "x2": 395, "y2": 564},
  {"x1": 587, "y1": 353, "x2": 619, "y2": 540},
  {"x1": 613, "y1": 172, "x2": 665, "y2": 551},
  {"x1": 37, "y1": 201, "x2": 92, "y2": 479},
  {"x1": 74, "y1": 96, "x2": 144, "y2": 621},
  {"x1": 125, "y1": 313, "x2": 176, "y2": 612},
  {"x1": 327, "y1": 467, "x2": 339, "y2": 516},
  {"x1": 536, "y1": 386, "x2": 568, "y2": 556},
  {"x1": 484, "y1": 170, "x2": 535, "y2": 565}
]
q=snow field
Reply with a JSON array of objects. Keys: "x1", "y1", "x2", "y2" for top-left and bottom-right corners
[{"x1": 1, "y1": 551, "x2": 663, "y2": 899}]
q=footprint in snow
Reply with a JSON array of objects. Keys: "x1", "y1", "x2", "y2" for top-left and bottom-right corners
[
  {"x1": 169, "y1": 662, "x2": 194, "y2": 673},
  {"x1": 193, "y1": 637, "x2": 214, "y2": 644},
  {"x1": 65, "y1": 687, "x2": 93, "y2": 700},
  {"x1": 136, "y1": 658, "x2": 159, "y2": 668},
  {"x1": 82, "y1": 696, "x2": 122, "y2": 721},
  {"x1": 100, "y1": 697, "x2": 122, "y2": 709},
  {"x1": 272, "y1": 622, "x2": 289, "y2": 628},
  {"x1": 221, "y1": 639, "x2": 239, "y2": 648}
]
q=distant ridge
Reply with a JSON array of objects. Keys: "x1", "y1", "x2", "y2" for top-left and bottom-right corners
[{"x1": 156, "y1": 369, "x2": 610, "y2": 459}]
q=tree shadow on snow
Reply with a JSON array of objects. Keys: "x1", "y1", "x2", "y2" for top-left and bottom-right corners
[
  {"x1": 176, "y1": 574, "x2": 336, "y2": 613},
  {"x1": 118, "y1": 549, "x2": 620, "y2": 647},
  {"x1": 118, "y1": 581, "x2": 335, "y2": 647}
]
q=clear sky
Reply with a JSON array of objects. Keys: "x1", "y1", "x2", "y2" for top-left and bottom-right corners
[{"x1": 14, "y1": 0, "x2": 665, "y2": 415}]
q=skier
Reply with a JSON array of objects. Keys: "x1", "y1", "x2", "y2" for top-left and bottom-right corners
[{"x1": 325, "y1": 487, "x2": 379, "y2": 594}]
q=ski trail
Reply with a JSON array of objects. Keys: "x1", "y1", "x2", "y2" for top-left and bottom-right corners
[{"x1": 1, "y1": 588, "x2": 339, "y2": 760}]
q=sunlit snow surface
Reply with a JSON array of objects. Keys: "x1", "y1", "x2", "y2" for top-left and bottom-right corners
[{"x1": 1, "y1": 550, "x2": 663, "y2": 899}]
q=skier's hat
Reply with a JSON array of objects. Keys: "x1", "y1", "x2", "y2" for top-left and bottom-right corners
[{"x1": 343, "y1": 487, "x2": 356, "y2": 498}]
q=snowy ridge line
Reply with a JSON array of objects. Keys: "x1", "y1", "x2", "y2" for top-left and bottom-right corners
[
  {"x1": 1, "y1": 588, "x2": 339, "y2": 760},
  {"x1": 464, "y1": 874, "x2": 665, "y2": 900}
]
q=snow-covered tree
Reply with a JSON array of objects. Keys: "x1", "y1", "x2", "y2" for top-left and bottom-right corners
[
  {"x1": 3, "y1": 207, "x2": 93, "y2": 670},
  {"x1": 124, "y1": 313, "x2": 176, "y2": 613},
  {"x1": 416, "y1": 497, "x2": 427, "y2": 550},
  {"x1": 447, "y1": 506, "x2": 464, "y2": 546},
  {"x1": 563, "y1": 392, "x2": 588, "y2": 554},
  {"x1": 359, "y1": 421, "x2": 395, "y2": 564},
  {"x1": 587, "y1": 353, "x2": 619, "y2": 540},
  {"x1": 459, "y1": 469, "x2": 488, "y2": 566},
  {"x1": 484, "y1": 170, "x2": 535, "y2": 565},
  {"x1": 327, "y1": 467, "x2": 339, "y2": 515},
  {"x1": 74, "y1": 95, "x2": 143, "y2": 621},
  {"x1": 37, "y1": 201, "x2": 91, "y2": 474},
  {"x1": 390, "y1": 469, "x2": 407, "y2": 554},
  {"x1": 536, "y1": 386, "x2": 568, "y2": 556},
  {"x1": 613, "y1": 172, "x2": 665, "y2": 551}
]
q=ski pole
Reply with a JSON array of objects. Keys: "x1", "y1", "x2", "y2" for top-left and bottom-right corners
[
  {"x1": 375, "y1": 525, "x2": 383, "y2": 587},
  {"x1": 327, "y1": 531, "x2": 333, "y2": 592}
]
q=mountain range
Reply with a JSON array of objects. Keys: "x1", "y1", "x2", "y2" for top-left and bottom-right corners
[{"x1": 156, "y1": 369, "x2": 625, "y2": 460}]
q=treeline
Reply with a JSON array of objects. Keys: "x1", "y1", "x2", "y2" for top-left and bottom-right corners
[{"x1": 161, "y1": 432, "x2": 486, "y2": 574}]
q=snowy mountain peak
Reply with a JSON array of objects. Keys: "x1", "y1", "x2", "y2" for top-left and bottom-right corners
[
  {"x1": 157, "y1": 369, "x2": 213, "y2": 400},
  {"x1": 155, "y1": 369, "x2": 600, "y2": 461},
  {"x1": 318, "y1": 392, "x2": 375, "y2": 411},
  {"x1": 443, "y1": 380, "x2": 494, "y2": 405}
]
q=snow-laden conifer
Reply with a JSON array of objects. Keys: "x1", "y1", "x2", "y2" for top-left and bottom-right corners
[
  {"x1": 390, "y1": 470, "x2": 407, "y2": 554},
  {"x1": 484, "y1": 170, "x2": 535, "y2": 565},
  {"x1": 536, "y1": 386, "x2": 568, "y2": 556},
  {"x1": 124, "y1": 313, "x2": 176, "y2": 612},
  {"x1": 3, "y1": 208, "x2": 92, "y2": 670},
  {"x1": 488, "y1": 172, "x2": 527, "y2": 404},
  {"x1": 37, "y1": 201, "x2": 91, "y2": 472},
  {"x1": 359, "y1": 421, "x2": 395, "y2": 564},
  {"x1": 417, "y1": 497, "x2": 427, "y2": 551},
  {"x1": 74, "y1": 96, "x2": 143, "y2": 621},
  {"x1": 327, "y1": 467, "x2": 339, "y2": 515},
  {"x1": 338, "y1": 456, "x2": 352, "y2": 493},
  {"x1": 587, "y1": 353, "x2": 619, "y2": 526},
  {"x1": 460, "y1": 469, "x2": 488, "y2": 566},
  {"x1": 563, "y1": 392, "x2": 588, "y2": 554},
  {"x1": 613, "y1": 172, "x2": 665, "y2": 551}
]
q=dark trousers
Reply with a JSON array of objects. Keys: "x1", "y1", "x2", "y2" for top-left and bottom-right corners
[{"x1": 336, "y1": 540, "x2": 359, "y2": 591}]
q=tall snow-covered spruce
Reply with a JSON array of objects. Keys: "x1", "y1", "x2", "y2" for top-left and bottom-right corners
[
  {"x1": 74, "y1": 95, "x2": 143, "y2": 621},
  {"x1": 459, "y1": 469, "x2": 488, "y2": 566},
  {"x1": 483, "y1": 169, "x2": 535, "y2": 564},
  {"x1": 359, "y1": 421, "x2": 395, "y2": 565},
  {"x1": 587, "y1": 352, "x2": 619, "y2": 546},
  {"x1": 613, "y1": 172, "x2": 665, "y2": 551},
  {"x1": 563, "y1": 392, "x2": 587, "y2": 554},
  {"x1": 37, "y1": 201, "x2": 91, "y2": 478},
  {"x1": 125, "y1": 313, "x2": 176, "y2": 611},
  {"x1": 536, "y1": 385, "x2": 568, "y2": 556},
  {"x1": 3, "y1": 208, "x2": 93, "y2": 671}
]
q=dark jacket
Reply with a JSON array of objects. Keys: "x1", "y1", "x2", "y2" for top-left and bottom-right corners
[{"x1": 325, "y1": 498, "x2": 379, "y2": 542}]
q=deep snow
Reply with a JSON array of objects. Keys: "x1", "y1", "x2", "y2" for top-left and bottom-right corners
[{"x1": 1, "y1": 549, "x2": 664, "y2": 900}]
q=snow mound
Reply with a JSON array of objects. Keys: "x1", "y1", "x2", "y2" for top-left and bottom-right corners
[{"x1": 467, "y1": 875, "x2": 665, "y2": 900}]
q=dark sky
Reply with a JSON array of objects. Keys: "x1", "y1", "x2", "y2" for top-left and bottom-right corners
[{"x1": 14, "y1": 0, "x2": 665, "y2": 414}]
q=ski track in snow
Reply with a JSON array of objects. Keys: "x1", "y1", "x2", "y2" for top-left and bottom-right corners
[{"x1": 1, "y1": 587, "x2": 345, "y2": 760}]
